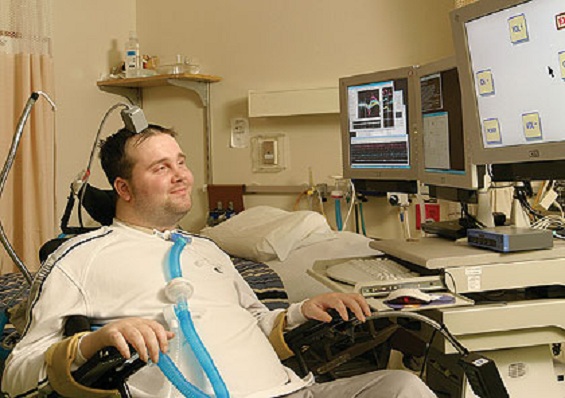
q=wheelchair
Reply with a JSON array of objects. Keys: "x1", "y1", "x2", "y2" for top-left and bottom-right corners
[
  {"x1": 0, "y1": 176, "x2": 428, "y2": 397},
  {"x1": 54, "y1": 309, "x2": 508, "y2": 398},
  {"x1": 0, "y1": 94, "x2": 508, "y2": 398}
]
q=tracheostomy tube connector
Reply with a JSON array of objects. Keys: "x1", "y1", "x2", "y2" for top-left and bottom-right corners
[{"x1": 158, "y1": 232, "x2": 230, "y2": 398}]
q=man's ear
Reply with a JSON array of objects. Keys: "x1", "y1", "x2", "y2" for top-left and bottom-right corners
[{"x1": 114, "y1": 177, "x2": 132, "y2": 202}]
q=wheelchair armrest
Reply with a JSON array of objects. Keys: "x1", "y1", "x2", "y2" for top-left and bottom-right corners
[
  {"x1": 283, "y1": 309, "x2": 400, "y2": 381},
  {"x1": 284, "y1": 309, "x2": 360, "y2": 349},
  {"x1": 71, "y1": 345, "x2": 146, "y2": 391},
  {"x1": 63, "y1": 316, "x2": 146, "y2": 394}
]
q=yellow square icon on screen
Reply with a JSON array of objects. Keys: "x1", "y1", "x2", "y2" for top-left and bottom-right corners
[
  {"x1": 483, "y1": 118, "x2": 501, "y2": 144},
  {"x1": 522, "y1": 112, "x2": 542, "y2": 141},
  {"x1": 476, "y1": 70, "x2": 495, "y2": 96},
  {"x1": 508, "y1": 14, "x2": 529, "y2": 44}
]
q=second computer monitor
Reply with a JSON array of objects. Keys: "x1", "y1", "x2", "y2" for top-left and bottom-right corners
[
  {"x1": 451, "y1": 0, "x2": 565, "y2": 172},
  {"x1": 339, "y1": 66, "x2": 419, "y2": 193},
  {"x1": 414, "y1": 57, "x2": 483, "y2": 194}
]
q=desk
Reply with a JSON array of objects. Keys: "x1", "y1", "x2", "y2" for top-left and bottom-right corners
[{"x1": 308, "y1": 237, "x2": 565, "y2": 398}]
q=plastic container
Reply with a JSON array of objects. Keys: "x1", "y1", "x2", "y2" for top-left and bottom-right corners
[
  {"x1": 156, "y1": 63, "x2": 186, "y2": 75},
  {"x1": 185, "y1": 57, "x2": 200, "y2": 74},
  {"x1": 125, "y1": 31, "x2": 141, "y2": 78},
  {"x1": 156, "y1": 55, "x2": 201, "y2": 75}
]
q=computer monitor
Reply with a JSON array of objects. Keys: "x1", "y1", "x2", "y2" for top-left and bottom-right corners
[
  {"x1": 414, "y1": 56, "x2": 485, "y2": 199},
  {"x1": 451, "y1": 0, "x2": 565, "y2": 180},
  {"x1": 339, "y1": 66, "x2": 419, "y2": 194}
]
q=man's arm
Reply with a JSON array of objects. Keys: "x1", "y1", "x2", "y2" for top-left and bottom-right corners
[
  {"x1": 2, "y1": 265, "x2": 86, "y2": 396},
  {"x1": 40, "y1": 318, "x2": 174, "y2": 398},
  {"x1": 229, "y1": 256, "x2": 371, "y2": 355},
  {"x1": 3, "y1": 274, "x2": 173, "y2": 397},
  {"x1": 300, "y1": 292, "x2": 371, "y2": 323},
  {"x1": 231, "y1": 259, "x2": 371, "y2": 329},
  {"x1": 78, "y1": 317, "x2": 174, "y2": 364}
]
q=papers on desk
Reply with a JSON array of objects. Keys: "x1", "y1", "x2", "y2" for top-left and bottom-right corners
[
  {"x1": 366, "y1": 292, "x2": 473, "y2": 312},
  {"x1": 384, "y1": 293, "x2": 456, "y2": 310}
]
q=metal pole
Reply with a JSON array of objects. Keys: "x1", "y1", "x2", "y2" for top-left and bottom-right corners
[
  {"x1": 0, "y1": 92, "x2": 56, "y2": 284},
  {"x1": 205, "y1": 82, "x2": 213, "y2": 185}
]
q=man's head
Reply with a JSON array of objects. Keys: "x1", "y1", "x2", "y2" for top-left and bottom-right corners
[{"x1": 99, "y1": 125, "x2": 194, "y2": 230}]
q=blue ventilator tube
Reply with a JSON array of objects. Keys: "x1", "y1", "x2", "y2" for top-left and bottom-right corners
[
  {"x1": 157, "y1": 232, "x2": 230, "y2": 398},
  {"x1": 156, "y1": 354, "x2": 208, "y2": 398},
  {"x1": 166, "y1": 232, "x2": 187, "y2": 280},
  {"x1": 359, "y1": 202, "x2": 367, "y2": 236},
  {"x1": 334, "y1": 198, "x2": 343, "y2": 231}
]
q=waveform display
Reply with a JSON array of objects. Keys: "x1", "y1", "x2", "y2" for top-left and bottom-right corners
[
  {"x1": 381, "y1": 87, "x2": 395, "y2": 128},
  {"x1": 357, "y1": 89, "x2": 381, "y2": 118},
  {"x1": 351, "y1": 141, "x2": 408, "y2": 165}
]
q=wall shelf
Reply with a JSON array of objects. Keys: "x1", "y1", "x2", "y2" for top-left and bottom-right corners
[
  {"x1": 97, "y1": 73, "x2": 221, "y2": 87},
  {"x1": 97, "y1": 73, "x2": 222, "y2": 184},
  {"x1": 97, "y1": 73, "x2": 222, "y2": 106}
]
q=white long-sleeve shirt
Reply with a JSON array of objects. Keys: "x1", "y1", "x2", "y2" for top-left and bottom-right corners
[{"x1": 2, "y1": 221, "x2": 310, "y2": 397}]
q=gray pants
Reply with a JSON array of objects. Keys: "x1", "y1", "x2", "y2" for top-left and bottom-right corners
[{"x1": 283, "y1": 370, "x2": 437, "y2": 398}]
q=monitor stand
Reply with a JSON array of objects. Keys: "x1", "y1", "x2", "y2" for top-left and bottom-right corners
[
  {"x1": 510, "y1": 182, "x2": 531, "y2": 228},
  {"x1": 421, "y1": 218, "x2": 468, "y2": 240},
  {"x1": 475, "y1": 180, "x2": 495, "y2": 228},
  {"x1": 421, "y1": 201, "x2": 484, "y2": 240}
]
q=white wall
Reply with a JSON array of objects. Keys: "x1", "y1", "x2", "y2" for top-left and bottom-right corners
[
  {"x1": 137, "y1": 0, "x2": 455, "y2": 236},
  {"x1": 51, "y1": 0, "x2": 455, "y2": 237},
  {"x1": 52, "y1": 0, "x2": 136, "y2": 231}
]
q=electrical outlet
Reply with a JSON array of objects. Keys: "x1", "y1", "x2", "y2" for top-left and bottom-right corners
[
  {"x1": 251, "y1": 134, "x2": 286, "y2": 173},
  {"x1": 260, "y1": 139, "x2": 277, "y2": 165}
]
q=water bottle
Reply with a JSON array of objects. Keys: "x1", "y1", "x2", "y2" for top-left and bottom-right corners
[{"x1": 125, "y1": 31, "x2": 141, "y2": 78}]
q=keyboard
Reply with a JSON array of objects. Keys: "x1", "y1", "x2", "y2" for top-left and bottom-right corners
[
  {"x1": 325, "y1": 256, "x2": 444, "y2": 297},
  {"x1": 326, "y1": 256, "x2": 417, "y2": 285}
]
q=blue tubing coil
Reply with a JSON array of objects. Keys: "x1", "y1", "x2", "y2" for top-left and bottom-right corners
[
  {"x1": 164, "y1": 232, "x2": 230, "y2": 398},
  {"x1": 175, "y1": 300, "x2": 229, "y2": 398},
  {"x1": 157, "y1": 352, "x2": 208, "y2": 398}
]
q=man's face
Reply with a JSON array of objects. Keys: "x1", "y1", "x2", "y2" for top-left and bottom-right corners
[{"x1": 123, "y1": 133, "x2": 194, "y2": 229}]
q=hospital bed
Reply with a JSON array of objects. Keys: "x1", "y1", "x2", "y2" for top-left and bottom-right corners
[{"x1": 199, "y1": 205, "x2": 378, "y2": 303}]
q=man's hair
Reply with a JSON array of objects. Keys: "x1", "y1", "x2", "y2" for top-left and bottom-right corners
[{"x1": 99, "y1": 124, "x2": 177, "y2": 187}]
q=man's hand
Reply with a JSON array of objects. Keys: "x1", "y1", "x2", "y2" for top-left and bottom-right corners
[
  {"x1": 301, "y1": 292, "x2": 371, "y2": 323},
  {"x1": 79, "y1": 317, "x2": 174, "y2": 363}
]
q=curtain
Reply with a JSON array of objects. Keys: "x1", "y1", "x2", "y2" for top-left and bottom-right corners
[{"x1": 0, "y1": 0, "x2": 55, "y2": 274}]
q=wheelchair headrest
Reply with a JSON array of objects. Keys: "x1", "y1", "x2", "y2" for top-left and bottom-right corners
[
  {"x1": 44, "y1": 184, "x2": 116, "y2": 263},
  {"x1": 81, "y1": 184, "x2": 116, "y2": 227}
]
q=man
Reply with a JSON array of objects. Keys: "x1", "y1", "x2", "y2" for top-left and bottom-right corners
[{"x1": 2, "y1": 125, "x2": 436, "y2": 397}]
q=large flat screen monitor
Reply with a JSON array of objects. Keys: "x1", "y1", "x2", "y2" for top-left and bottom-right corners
[
  {"x1": 451, "y1": 0, "x2": 565, "y2": 175},
  {"x1": 414, "y1": 56, "x2": 484, "y2": 196},
  {"x1": 339, "y1": 66, "x2": 419, "y2": 193}
]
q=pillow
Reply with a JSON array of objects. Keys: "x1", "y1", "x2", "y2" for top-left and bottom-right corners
[{"x1": 200, "y1": 206, "x2": 335, "y2": 262}]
